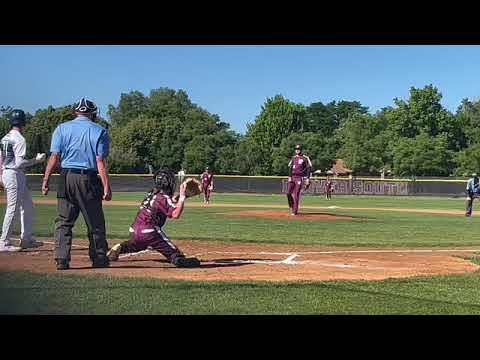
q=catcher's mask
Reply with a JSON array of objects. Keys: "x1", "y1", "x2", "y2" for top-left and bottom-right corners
[{"x1": 153, "y1": 169, "x2": 176, "y2": 196}]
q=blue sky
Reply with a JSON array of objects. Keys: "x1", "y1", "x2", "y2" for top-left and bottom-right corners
[{"x1": 1, "y1": 45, "x2": 479, "y2": 134}]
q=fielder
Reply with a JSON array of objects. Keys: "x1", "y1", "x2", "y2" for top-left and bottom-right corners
[
  {"x1": 287, "y1": 144, "x2": 312, "y2": 215},
  {"x1": 107, "y1": 170, "x2": 201, "y2": 268},
  {"x1": 465, "y1": 173, "x2": 480, "y2": 217},
  {"x1": 324, "y1": 177, "x2": 334, "y2": 200},
  {"x1": 0, "y1": 109, "x2": 46, "y2": 252},
  {"x1": 200, "y1": 166, "x2": 214, "y2": 204}
]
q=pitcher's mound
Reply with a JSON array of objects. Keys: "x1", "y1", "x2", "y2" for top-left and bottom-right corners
[{"x1": 224, "y1": 210, "x2": 363, "y2": 221}]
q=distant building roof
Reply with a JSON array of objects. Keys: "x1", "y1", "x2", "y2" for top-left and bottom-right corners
[{"x1": 330, "y1": 159, "x2": 352, "y2": 175}]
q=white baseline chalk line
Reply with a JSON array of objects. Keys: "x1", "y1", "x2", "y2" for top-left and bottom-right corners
[
  {"x1": 33, "y1": 243, "x2": 480, "y2": 256},
  {"x1": 42, "y1": 240, "x2": 86, "y2": 248}
]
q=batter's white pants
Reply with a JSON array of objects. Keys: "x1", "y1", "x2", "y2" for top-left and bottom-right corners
[{"x1": 0, "y1": 169, "x2": 34, "y2": 246}]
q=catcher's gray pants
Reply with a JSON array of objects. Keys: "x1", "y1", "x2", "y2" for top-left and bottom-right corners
[{"x1": 0, "y1": 169, "x2": 34, "y2": 246}]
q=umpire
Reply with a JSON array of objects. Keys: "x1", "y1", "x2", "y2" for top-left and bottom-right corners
[{"x1": 42, "y1": 98, "x2": 112, "y2": 270}]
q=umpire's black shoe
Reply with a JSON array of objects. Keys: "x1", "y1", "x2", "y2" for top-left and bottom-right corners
[
  {"x1": 56, "y1": 260, "x2": 70, "y2": 270},
  {"x1": 92, "y1": 257, "x2": 110, "y2": 268},
  {"x1": 174, "y1": 256, "x2": 201, "y2": 268}
]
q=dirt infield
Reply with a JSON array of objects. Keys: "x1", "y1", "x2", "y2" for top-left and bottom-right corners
[
  {"x1": 1, "y1": 238, "x2": 479, "y2": 282},
  {"x1": 221, "y1": 210, "x2": 364, "y2": 221}
]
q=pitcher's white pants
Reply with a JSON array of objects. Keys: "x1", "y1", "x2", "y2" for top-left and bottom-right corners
[{"x1": 0, "y1": 169, "x2": 34, "y2": 246}]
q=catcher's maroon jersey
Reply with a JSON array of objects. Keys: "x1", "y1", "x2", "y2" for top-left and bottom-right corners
[
  {"x1": 131, "y1": 191, "x2": 176, "y2": 232},
  {"x1": 288, "y1": 155, "x2": 312, "y2": 177},
  {"x1": 201, "y1": 172, "x2": 213, "y2": 186}
]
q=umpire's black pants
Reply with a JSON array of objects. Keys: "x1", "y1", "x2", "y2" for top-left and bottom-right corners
[{"x1": 54, "y1": 171, "x2": 108, "y2": 264}]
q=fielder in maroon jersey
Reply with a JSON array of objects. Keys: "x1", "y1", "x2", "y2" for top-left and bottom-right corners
[
  {"x1": 324, "y1": 177, "x2": 334, "y2": 200},
  {"x1": 200, "y1": 166, "x2": 214, "y2": 204},
  {"x1": 106, "y1": 170, "x2": 200, "y2": 268},
  {"x1": 287, "y1": 144, "x2": 312, "y2": 215}
]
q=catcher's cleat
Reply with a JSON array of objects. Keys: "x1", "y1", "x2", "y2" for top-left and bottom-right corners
[
  {"x1": 174, "y1": 256, "x2": 201, "y2": 268},
  {"x1": 107, "y1": 244, "x2": 122, "y2": 261}
]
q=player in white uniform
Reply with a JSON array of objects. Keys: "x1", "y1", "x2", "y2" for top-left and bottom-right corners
[{"x1": 0, "y1": 109, "x2": 46, "y2": 252}]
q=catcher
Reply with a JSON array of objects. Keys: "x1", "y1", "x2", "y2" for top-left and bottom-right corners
[
  {"x1": 107, "y1": 169, "x2": 202, "y2": 267},
  {"x1": 286, "y1": 144, "x2": 312, "y2": 215},
  {"x1": 465, "y1": 173, "x2": 480, "y2": 217}
]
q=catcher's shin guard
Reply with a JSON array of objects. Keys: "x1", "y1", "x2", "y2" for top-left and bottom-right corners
[{"x1": 174, "y1": 256, "x2": 201, "y2": 268}]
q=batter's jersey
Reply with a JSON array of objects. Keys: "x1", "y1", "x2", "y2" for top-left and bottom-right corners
[
  {"x1": 131, "y1": 191, "x2": 176, "y2": 232},
  {"x1": 1, "y1": 129, "x2": 27, "y2": 171},
  {"x1": 466, "y1": 177, "x2": 480, "y2": 194},
  {"x1": 288, "y1": 155, "x2": 312, "y2": 177}
]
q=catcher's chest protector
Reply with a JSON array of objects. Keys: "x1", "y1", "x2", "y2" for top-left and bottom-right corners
[{"x1": 140, "y1": 190, "x2": 159, "y2": 210}]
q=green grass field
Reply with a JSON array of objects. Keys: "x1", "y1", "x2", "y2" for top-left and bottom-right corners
[{"x1": 2, "y1": 192, "x2": 480, "y2": 314}]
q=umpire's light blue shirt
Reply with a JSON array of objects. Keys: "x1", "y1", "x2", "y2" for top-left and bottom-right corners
[{"x1": 50, "y1": 115, "x2": 110, "y2": 171}]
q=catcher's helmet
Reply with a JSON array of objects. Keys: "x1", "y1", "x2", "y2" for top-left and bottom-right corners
[
  {"x1": 9, "y1": 109, "x2": 26, "y2": 127},
  {"x1": 74, "y1": 98, "x2": 98, "y2": 116},
  {"x1": 153, "y1": 169, "x2": 176, "y2": 196}
]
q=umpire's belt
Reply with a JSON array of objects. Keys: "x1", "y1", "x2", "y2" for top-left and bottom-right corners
[{"x1": 62, "y1": 168, "x2": 98, "y2": 176}]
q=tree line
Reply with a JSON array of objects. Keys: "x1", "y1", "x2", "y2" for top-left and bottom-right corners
[{"x1": 1, "y1": 84, "x2": 479, "y2": 176}]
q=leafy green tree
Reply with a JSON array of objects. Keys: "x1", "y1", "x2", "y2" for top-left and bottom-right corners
[
  {"x1": 391, "y1": 132, "x2": 454, "y2": 176},
  {"x1": 335, "y1": 100, "x2": 369, "y2": 124},
  {"x1": 246, "y1": 95, "x2": 306, "y2": 174},
  {"x1": 108, "y1": 147, "x2": 145, "y2": 174},
  {"x1": 107, "y1": 91, "x2": 149, "y2": 127},
  {"x1": 335, "y1": 113, "x2": 390, "y2": 175},
  {"x1": 214, "y1": 145, "x2": 239, "y2": 174},
  {"x1": 385, "y1": 85, "x2": 464, "y2": 150},
  {"x1": 454, "y1": 143, "x2": 480, "y2": 176},
  {"x1": 456, "y1": 98, "x2": 480, "y2": 147},
  {"x1": 111, "y1": 115, "x2": 163, "y2": 169},
  {"x1": 147, "y1": 88, "x2": 193, "y2": 119},
  {"x1": 234, "y1": 139, "x2": 267, "y2": 175},
  {"x1": 183, "y1": 135, "x2": 216, "y2": 173},
  {"x1": 304, "y1": 101, "x2": 338, "y2": 136}
]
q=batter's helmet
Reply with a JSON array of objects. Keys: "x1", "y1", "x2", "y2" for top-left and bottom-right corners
[
  {"x1": 74, "y1": 98, "x2": 98, "y2": 116},
  {"x1": 9, "y1": 109, "x2": 26, "y2": 127},
  {"x1": 153, "y1": 169, "x2": 176, "y2": 197},
  {"x1": 295, "y1": 144, "x2": 302, "y2": 151}
]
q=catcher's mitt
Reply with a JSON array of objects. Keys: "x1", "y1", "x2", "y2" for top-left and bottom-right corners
[{"x1": 183, "y1": 178, "x2": 203, "y2": 198}]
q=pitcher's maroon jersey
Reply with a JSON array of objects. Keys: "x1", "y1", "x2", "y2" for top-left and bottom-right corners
[
  {"x1": 288, "y1": 154, "x2": 312, "y2": 177},
  {"x1": 201, "y1": 172, "x2": 214, "y2": 187}
]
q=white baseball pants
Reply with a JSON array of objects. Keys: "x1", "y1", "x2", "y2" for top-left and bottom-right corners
[{"x1": 0, "y1": 169, "x2": 34, "y2": 246}]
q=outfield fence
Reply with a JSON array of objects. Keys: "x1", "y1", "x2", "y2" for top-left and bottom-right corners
[{"x1": 26, "y1": 174, "x2": 469, "y2": 197}]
